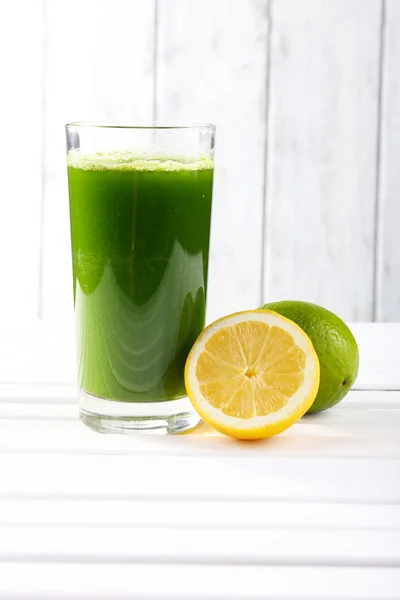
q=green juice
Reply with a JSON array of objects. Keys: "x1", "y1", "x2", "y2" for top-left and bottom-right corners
[{"x1": 67, "y1": 152, "x2": 213, "y2": 403}]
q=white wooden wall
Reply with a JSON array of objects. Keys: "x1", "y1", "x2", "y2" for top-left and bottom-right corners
[{"x1": 2, "y1": 0, "x2": 399, "y2": 323}]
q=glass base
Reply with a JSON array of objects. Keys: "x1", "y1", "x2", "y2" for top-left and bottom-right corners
[{"x1": 79, "y1": 390, "x2": 200, "y2": 435}]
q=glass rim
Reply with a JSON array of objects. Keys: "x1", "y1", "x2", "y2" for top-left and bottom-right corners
[{"x1": 65, "y1": 121, "x2": 216, "y2": 131}]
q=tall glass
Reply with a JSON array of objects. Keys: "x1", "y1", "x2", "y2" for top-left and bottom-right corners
[{"x1": 65, "y1": 123, "x2": 215, "y2": 434}]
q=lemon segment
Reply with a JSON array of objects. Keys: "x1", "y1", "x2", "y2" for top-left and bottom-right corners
[{"x1": 185, "y1": 310, "x2": 320, "y2": 439}]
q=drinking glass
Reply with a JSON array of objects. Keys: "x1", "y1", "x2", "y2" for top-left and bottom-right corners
[{"x1": 65, "y1": 122, "x2": 215, "y2": 434}]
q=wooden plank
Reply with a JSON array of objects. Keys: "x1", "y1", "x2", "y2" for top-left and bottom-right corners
[
  {"x1": 2, "y1": 392, "x2": 400, "y2": 418},
  {"x1": 351, "y1": 322, "x2": 400, "y2": 390},
  {"x1": 2, "y1": 391, "x2": 400, "y2": 417},
  {"x1": 263, "y1": 0, "x2": 381, "y2": 321},
  {"x1": 156, "y1": 0, "x2": 270, "y2": 322},
  {"x1": 1, "y1": 386, "x2": 397, "y2": 408},
  {"x1": 0, "y1": 1, "x2": 44, "y2": 318},
  {"x1": 377, "y1": 0, "x2": 400, "y2": 320},
  {"x1": 40, "y1": 0, "x2": 156, "y2": 317},
  {"x1": 0, "y1": 404, "x2": 76, "y2": 419},
  {"x1": 1, "y1": 564, "x2": 399, "y2": 600},
  {"x1": 1, "y1": 524, "x2": 399, "y2": 566},
  {"x1": 2, "y1": 455, "x2": 400, "y2": 503},
  {"x1": 0, "y1": 384, "x2": 76, "y2": 404},
  {"x1": 340, "y1": 391, "x2": 400, "y2": 409},
  {"x1": 0, "y1": 392, "x2": 399, "y2": 457},
  {"x1": 3, "y1": 498, "x2": 400, "y2": 530}
]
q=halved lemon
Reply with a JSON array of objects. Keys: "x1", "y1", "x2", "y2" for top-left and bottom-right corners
[{"x1": 185, "y1": 310, "x2": 320, "y2": 439}]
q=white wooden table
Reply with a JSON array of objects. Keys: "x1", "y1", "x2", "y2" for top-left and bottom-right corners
[{"x1": 1, "y1": 322, "x2": 400, "y2": 599}]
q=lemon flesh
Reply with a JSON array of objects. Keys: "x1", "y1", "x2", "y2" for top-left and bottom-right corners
[{"x1": 185, "y1": 310, "x2": 320, "y2": 439}]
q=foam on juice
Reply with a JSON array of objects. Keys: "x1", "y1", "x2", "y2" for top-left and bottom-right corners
[{"x1": 67, "y1": 150, "x2": 214, "y2": 172}]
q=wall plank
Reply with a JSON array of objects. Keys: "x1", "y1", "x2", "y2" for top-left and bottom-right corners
[
  {"x1": 264, "y1": 0, "x2": 382, "y2": 321},
  {"x1": 157, "y1": 0, "x2": 270, "y2": 322},
  {"x1": 377, "y1": 0, "x2": 400, "y2": 321},
  {"x1": 0, "y1": 0, "x2": 44, "y2": 318},
  {"x1": 40, "y1": 0, "x2": 156, "y2": 317},
  {"x1": 15, "y1": 0, "x2": 396, "y2": 323}
]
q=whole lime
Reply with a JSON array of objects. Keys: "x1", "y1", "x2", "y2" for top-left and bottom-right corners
[{"x1": 259, "y1": 301, "x2": 359, "y2": 413}]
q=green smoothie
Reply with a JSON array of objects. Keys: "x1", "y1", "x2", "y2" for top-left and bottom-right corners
[{"x1": 67, "y1": 151, "x2": 213, "y2": 403}]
